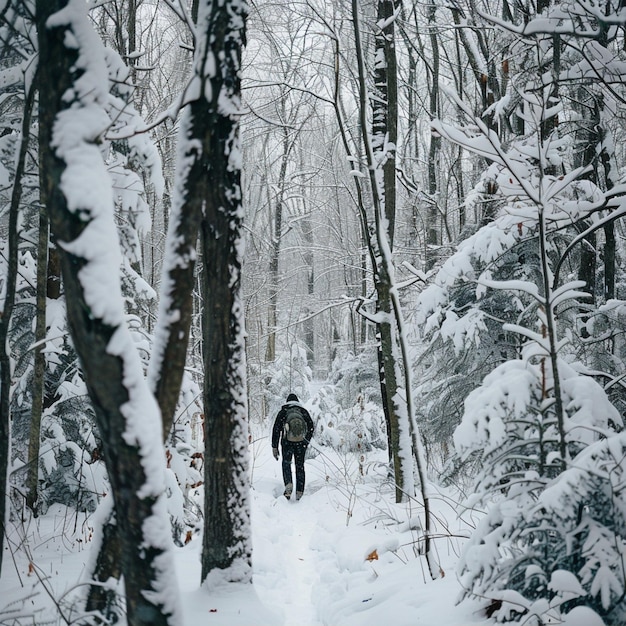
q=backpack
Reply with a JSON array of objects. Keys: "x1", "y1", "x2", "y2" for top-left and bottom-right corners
[{"x1": 284, "y1": 406, "x2": 307, "y2": 443}]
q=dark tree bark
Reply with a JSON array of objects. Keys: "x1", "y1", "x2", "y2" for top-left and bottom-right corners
[
  {"x1": 37, "y1": 3, "x2": 179, "y2": 624},
  {"x1": 596, "y1": 24, "x2": 617, "y2": 303},
  {"x1": 0, "y1": 209, "x2": 14, "y2": 573},
  {"x1": 425, "y1": 0, "x2": 440, "y2": 270},
  {"x1": 352, "y1": 0, "x2": 420, "y2": 504},
  {"x1": 195, "y1": 0, "x2": 251, "y2": 583},
  {"x1": 25, "y1": 195, "x2": 49, "y2": 514},
  {"x1": 302, "y1": 210, "x2": 315, "y2": 364},
  {"x1": 370, "y1": 0, "x2": 409, "y2": 501},
  {"x1": 85, "y1": 506, "x2": 123, "y2": 621},
  {"x1": 601, "y1": 159, "x2": 616, "y2": 301},
  {"x1": 372, "y1": 0, "x2": 398, "y2": 248}
]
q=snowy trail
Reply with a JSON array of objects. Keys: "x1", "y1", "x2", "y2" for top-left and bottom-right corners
[
  {"x1": 1, "y1": 435, "x2": 479, "y2": 626},
  {"x1": 249, "y1": 443, "x2": 477, "y2": 626},
  {"x1": 251, "y1": 448, "x2": 328, "y2": 626},
  {"x1": 269, "y1": 497, "x2": 323, "y2": 625}
]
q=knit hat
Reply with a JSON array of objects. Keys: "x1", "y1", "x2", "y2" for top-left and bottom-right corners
[{"x1": 286, "y1": 393, "x2": 298, "y2": 402}]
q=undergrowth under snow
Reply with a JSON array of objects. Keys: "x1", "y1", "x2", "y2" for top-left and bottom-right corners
[{"x1": 2, "y1": 436, "x2": 486, "y2": 625}]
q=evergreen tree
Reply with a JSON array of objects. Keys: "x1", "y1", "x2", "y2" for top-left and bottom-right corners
[{"x1": 421, "y1": 0, "x2": 626, "y2": 621}]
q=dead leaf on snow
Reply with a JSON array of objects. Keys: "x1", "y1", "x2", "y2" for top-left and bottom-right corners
[{"x1": 365, "y1": 549, "x2": 378, "y2": 562}]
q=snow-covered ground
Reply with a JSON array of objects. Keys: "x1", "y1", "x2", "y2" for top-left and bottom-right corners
[{"x1": 1, "y1": 436, "x2": 486, "y2": 625}]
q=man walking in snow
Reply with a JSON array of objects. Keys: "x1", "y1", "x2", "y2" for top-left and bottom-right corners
[{"x1": 272, "y1": 393, "x2": 315, "y2": 500}]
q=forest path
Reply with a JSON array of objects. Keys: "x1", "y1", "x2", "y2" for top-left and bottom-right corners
[
  {"x1": 250, "y1": 443, "x2": 341, "y2": 626},
  {"x1": 248, "y1": 435, "x2": 474, "y2": 626},
  {"x1": 270, "y1": 495, "x2": 322, "y2": 625}
]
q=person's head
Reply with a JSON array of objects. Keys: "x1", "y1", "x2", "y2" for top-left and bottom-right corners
[{"x1": 286, "y1": 393, "x2": 298, "y2": 402}]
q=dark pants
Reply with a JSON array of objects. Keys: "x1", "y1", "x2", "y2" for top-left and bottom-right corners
[{"x1": 281, "y1": 441, "x2": 307, "y2": 492}]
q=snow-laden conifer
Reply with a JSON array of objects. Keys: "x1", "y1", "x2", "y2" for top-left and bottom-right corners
[{"x1": 418, "y1": 1, "x2": 626, "y2": 621}]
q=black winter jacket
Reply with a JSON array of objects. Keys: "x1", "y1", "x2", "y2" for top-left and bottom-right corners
[{"x1": 272, "y1": 402, "x2": 314, "y2": 448}]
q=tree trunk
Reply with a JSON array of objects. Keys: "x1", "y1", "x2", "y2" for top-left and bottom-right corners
[
  {"x1": 127, "y1": 0, "x2": 138, "y2": 84},
  {"x1": 573, "y1": 94, "x2": 601, "y2": 310},
  {"x1": 372, "y1": 0, "x2": 398, "y2": 248},
  {"x1": 373, "y1": 0, "x2": 411, "y2": 500},
  {"x1": 265, "y1": 124, "x2": 289, "y2": 364},
  {"x1": 597, "y1": 22, "x2": 617, "y2": 303},
  {"x1": 604, "y1": 222, "x2": 615, "y2": 301},
  {"x1": 353, "y1": 2, "x2": 438, "y2": 575},
  {"x1": 0, "y1": 216, "x2": 14, "y2": 573},
  {"x1": 37, "y1": 3, "x2": 180, "y2": 624},
  {"x1": 196, "y1": 0, "x2": 251, "y2": 584},
  {"x1": 352, "y1": 0, "x2": 414, "y2": 501},
  {"x1": 25, "y1": 197, "x2": 49, "y2": 514},
  {"x1": 302, "y1": 211, "x2": 315, "y2": 366},
  {"x1": 85, "y1": 506, "x2": 123, "y2": 621},
  {"x1": 425, "y1": 0, "x2": 440, "y2": 270},
  {"x1": 602, "y1": 130, "x2": 616, "y2": 300},
  {"x1": 147, "y1": 74, "x2": 213, "y2": 440},
  {"x1": 87, "y1": 0, "x2": 207, "y2": 612}
]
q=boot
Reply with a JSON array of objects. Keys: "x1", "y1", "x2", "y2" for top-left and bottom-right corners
[
  {"x1": 284, "y1": 483, "x2": 293, "y2": 498},
  {"x1": 295, "y1": 491, "x2": 303, "y2": 501}
]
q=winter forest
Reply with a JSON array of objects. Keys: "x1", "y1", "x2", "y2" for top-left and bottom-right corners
[{"x1": 2, "y1": 0, "x2": 626, "y2": 624}]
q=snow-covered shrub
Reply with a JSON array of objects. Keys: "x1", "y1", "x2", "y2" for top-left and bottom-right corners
[
  {"x1": 39, "y1": 391, "x2": 105, "y2": 514},
  {"x1": 416, "y1": 4, "x2": 623, "y2": 469},
  {"x1": 264, "y1": 342, "x2": 313, "y2": 420},
  {"x1": 36, "y1": 313, "x2": 105, "y2": 515},
  {"x1": 455, "y1": 337, "x2": 623, "y2": 623},
  {"x1": 413, "y1": 184, "x2": 542, "y2": 468},
  {"x1": 327, "y1": 347, "x2": 379, "y2": 410},
  {"x1": 310, "y1": 385, "x2": 386, "y2": 454},
  {"x1": 530, "y1": 435, "x2": 626, "y2": 624},
  {"x1": 459, "y1": 434, "x2": 626, "y2": 625},
  {"x1": 428, "y1": 19, "x2": 626, "y2": 615},
  {"x1": 164, "y1": 374, "x2": 203, "y2": 544},
  {"x1": 7, "y1": 249, "x2": 38, "y2": 463},
  {"x1": 1, "y1": 239, "x2": 105, "y2": 517}
]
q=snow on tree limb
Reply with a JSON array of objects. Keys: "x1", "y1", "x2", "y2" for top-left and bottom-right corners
[{"x1": 38, "y1": 1, "x2": 182, "y2": 623}]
